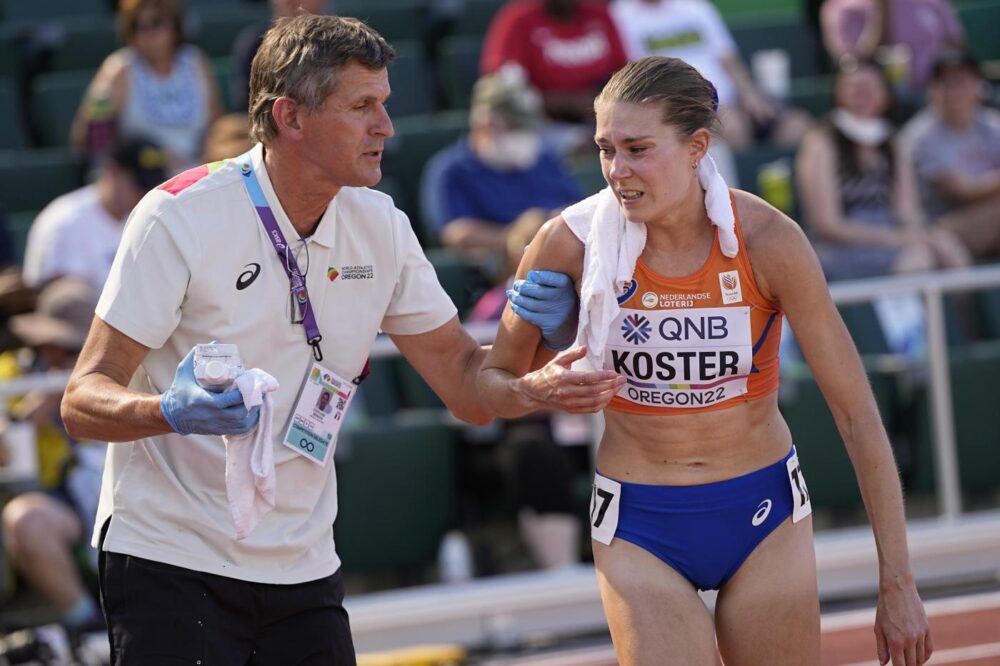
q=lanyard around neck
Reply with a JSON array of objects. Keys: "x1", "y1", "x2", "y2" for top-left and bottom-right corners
[{"x1": 237, "y1": 154, "x2": 324, "y2": 361}]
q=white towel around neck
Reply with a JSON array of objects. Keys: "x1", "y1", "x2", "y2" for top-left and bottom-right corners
[
  {"x1": 562, "y1": 153, "x2": 738, "y2": 370},
  {"x1": 224, "y1": 368, "x2": 279, "y2": 540}
]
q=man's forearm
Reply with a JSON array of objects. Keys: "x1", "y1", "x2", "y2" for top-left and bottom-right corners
[{"x1": 62, "y1": 372, "x2": 172, "y2": 442}]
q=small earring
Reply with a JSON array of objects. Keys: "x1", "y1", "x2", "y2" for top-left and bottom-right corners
[{"x1": 692, "y1": 161, "x2": 699, "y2": 170}]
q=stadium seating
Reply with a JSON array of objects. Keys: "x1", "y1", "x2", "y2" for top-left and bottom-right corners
[
  {"x1": 570, "y1": 158, "x2": 607, "y2": 197},
  {"x1": 339, "y1": 0, "x2": 425, "y2": 44},
  {"x1": 729, "y1": 13, "x2": 824, "y2": 79},
  {"x1": 909, "y1": 342, "x2": 1000, "y2": 497},
  {"x1": 388, "y1": 41, "x2": 435, "y2": 118},
  {"x1": 452, "y1": 0, "x2": 506, "y2": 37},
  {"x1": 382, "y1": 110, "x2": 470, "y2": 244},
  {"x1": 779, "y1": 370, "x2": 897, "y2": 510},
  {"x1": 0, "y1": 148, "x2": 81, "y2": 214},
  {"x1": 0, "y1": 0, "x2": 109, "y2": 23},
  {"x1": 335, "y1": 410, "x2": 459, "y2": 573},
  {"x1": 5, "y1": 210, "x2": 37, "y2": 264},
  {"x1": 957, "y1": 1, "x2": 1000, "y2": 61},
  {"x1": 34, "y1": 17, "x2": 118, "y2": 74},
  {"x1": 0, "y1": 77, "x2": 27, "y2": 149},
  {"x1": 188, "y1": 6, "x2": 270, "y2": 59},
  {"x1": 29, "y1": 69, "x2": 91, "y2": 147},
  {"x1": 437, "y1": 35, "x2": 481, "y2": 110}
]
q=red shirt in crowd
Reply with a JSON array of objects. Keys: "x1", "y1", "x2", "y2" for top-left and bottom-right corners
[{"x1": 481, "y1": 0, "x2": 628, "y2": 95}]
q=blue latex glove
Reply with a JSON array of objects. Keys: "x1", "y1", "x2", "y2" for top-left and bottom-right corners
[
  {"x1": 160, "y1": 347, "x2": 260, "y2": 436},
  {"x1": 507, "y1": 270, "x2": 579, "y2": 352}
]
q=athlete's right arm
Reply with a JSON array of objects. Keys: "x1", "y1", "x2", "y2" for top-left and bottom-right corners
[
  {"x1": 61, "y1": 317, "x2": 173, "y2": 442},
  {"x1": 476, "y1": 216, "x2": 624, "y2": 418}
]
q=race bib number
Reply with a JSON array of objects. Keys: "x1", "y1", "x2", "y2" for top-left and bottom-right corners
[
  {"x1": 606, "y1": 306, "x2": 752, "y2": 409},
  {"x1": 786, "y1": 449, "x2": 812, "y2": 523},
  {"x1": 282, "y1": 362, "x2": 355, "y2": 466},
  {"x1": 590, "y1": 473, "x2": 622, "y2": 545}
]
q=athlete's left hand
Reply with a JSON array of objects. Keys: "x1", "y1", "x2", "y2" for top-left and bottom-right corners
[
  {"x1": 517, "y1": 345, "x2": 625, "y2": 413},
  {"x1": 874, "y1": 578, "x2": 933, "y2": 666}
]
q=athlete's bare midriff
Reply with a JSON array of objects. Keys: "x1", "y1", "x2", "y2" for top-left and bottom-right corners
[{"x1": 597, "y1": 392, "x2": 793, "y2": 485}]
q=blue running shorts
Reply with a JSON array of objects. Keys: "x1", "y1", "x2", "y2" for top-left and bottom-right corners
[{"x1": 590, "y1": 446, "x2": 811, "y2": 591}]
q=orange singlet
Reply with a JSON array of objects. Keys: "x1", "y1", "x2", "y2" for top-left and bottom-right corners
[{"x1": 605, "y1": 194, "x2": 782, "y2": 415}]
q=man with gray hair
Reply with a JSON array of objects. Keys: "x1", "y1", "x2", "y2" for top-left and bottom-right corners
[{"x1": 61, "y1": 14, "x2": 619, "y2": 664}]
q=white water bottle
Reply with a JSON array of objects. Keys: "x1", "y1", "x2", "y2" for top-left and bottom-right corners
[{"x1": 438, "y1": 530, "x2": 474, "y2": 584}]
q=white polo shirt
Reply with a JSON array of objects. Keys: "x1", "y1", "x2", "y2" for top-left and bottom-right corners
[
  {"x1": 21, "y1": 184, "x2": 123, "y2": 293},
  {"x1": 610, "y1": 0, "x2": 739, "y2": 106},
  {"x1": 93, "y1": 144, "x2": 457, "y2": 584}
]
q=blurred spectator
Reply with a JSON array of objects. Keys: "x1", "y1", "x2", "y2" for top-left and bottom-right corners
[
  {"x1": 420, "y1": 68, "x2": 582, "y2": 269},
  {"x1": 71, "y1": 0, "x2": 222, "y2": 170},
  {"x1": 1, "y1": 278, "x2": 105, "y2": 632},
  {"x1": 796, "y1": 58, "x2": 970, "y2": 282},
  {"x1": 0, "y1": 270, "x2": 36, "y2": 354},
  {"x1": 480, "y1": 0, "x2": 627, "y2": 125},
  {"x1": 230, "y1": 0, "x2": 332, "y2": 112},
  {"x1": 820, "y1": 0, "x2": 964, "y2": 95},
  {"x1": 201, "y1": 113, "x2": 252, "y2": 163},
  {"x1": 899, "y1": 51, "x2": 1000, "y2": 261},
  {"x1": 610, "y1": 0, "x2": 813, "y2": 150},
  {"x1": 21, "y1": 137, "x2": 168, "y2": 294}
]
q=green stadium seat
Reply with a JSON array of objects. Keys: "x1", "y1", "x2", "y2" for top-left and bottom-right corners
[
  {"x1": 0, "y1": 0, "x2": 109, "y2": 22},
  {"x1": 976, "y1": 287, "x2": 1000, "y2": 340},
  {"x1": 0, "y1": 22, "x2": 28, "y2": 79},
  {"x1": 339, "y1": 0, "x2": 425, "y2": 43},
  {"x1": 729, "y1": 13, "x2": 823, "y2": 79},
  {"x1": 570, "y1": 158, "x2": 606, "y2": 197},
  {"x1": 382, "y1": 110, "x2": 469, "y2": 242},
  {"x1": 425, "y1": 247, "x2": 486, "y2": 316},
  {"x1": 335, "y1": 410, "x2": 459, "y2": 573},
  {"x1": 6, "y1": 210, "x2": 37, "y2": 264},
  {"x1": 713, "y1": 0, "x2": 801, "y2": 19},
  {"x1": 30, "y1": 69, "x2": 91, "y2": 147},
  {"x1": 359, "y1": 358, "x2": 401, "y2": 419},
  {"x1": 39, "y1": 18, "x2": 118, "y2": 74},
  {"x1": 393, "y1": 357, "x2": 444, "y2": 410},
  {"x1": 910, "y1": 342, "x2": 1000, "y2": 499},
  {"x1": 788, "y1": 75, "x2": 834, "y2": 118},
  {"x1": 438, "y1": 35, "x2": 481, "y2": 110},
  {"x1": 0, "y1": 77, "x2": 27, "y2": 149},
  {"x1": 958, "y1": 2, "x2": 1000, "y2": 61},
  {"x1": 211, "y1": 57, "x2": 232, "y2": 112},
  {"x1": 733, "y1": 145, "x2": 798, "y2": 217},
  {"x1": 838, "y1": 303, "x2": 890, "y2": 356},
  {"x1": 779, "y1": 370, "x2": 896, "y2": 510},
  {"x1": 189, "y1": 6, "x2": 271, "y2": 59},
  {"x1": 388, "y1": 41, "x2": 435, "y2": 118},
  {"x1": 186, "y1": 0, "x2": 250, "y2": 6},
  {"x1": 453, "y1": 0, "x2": 506, "y2": 37},
  {"x1": 0, "y1": 148, "x2": 81, "y2": 214}
]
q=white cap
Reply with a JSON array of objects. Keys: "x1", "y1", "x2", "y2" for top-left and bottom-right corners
[{"x1": 204, "y1": 360, "x2": 229, "y2": 383}]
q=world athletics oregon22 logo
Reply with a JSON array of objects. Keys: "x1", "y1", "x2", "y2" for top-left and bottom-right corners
[{"x1": 621, "y1": 313, "x2": 651, "y2": 344}]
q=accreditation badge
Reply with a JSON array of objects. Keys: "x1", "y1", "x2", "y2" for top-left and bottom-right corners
[{"x1": 282, "y1": 362, "x2": 355, "y2": 466}]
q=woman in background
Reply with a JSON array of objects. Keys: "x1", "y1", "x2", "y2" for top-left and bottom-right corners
[{"x1": 72, "y1": 0, "x2": 222, "y2": 170}]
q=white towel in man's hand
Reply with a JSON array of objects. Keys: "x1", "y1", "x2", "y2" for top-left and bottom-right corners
[
  {"x1": 225, "y1": 369, "x2": 279, "y2": 540},
  {"x1": 562, "y1": 153, "x2": 738, "y2": 369}
]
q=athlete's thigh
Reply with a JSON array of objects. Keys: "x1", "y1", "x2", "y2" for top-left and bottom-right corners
[
  {"x1": 594, "y1": 538, "x2": 719, "y2": 666},
  {"x1": 714, "y1": 515, "x2": 820, "y2": 666}
]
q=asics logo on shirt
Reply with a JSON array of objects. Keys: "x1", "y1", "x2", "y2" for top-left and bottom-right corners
[
  {"x1": 236, "y1": 263, "x2": 261, "y2": 290},
  {"x1": 751, "y1": 499, "x2": 772, "y2": 526}
]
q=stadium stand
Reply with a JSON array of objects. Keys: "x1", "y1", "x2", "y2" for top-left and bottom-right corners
[{"x1": 335, "y1": 410, "x2": 459, "y2": 574}]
